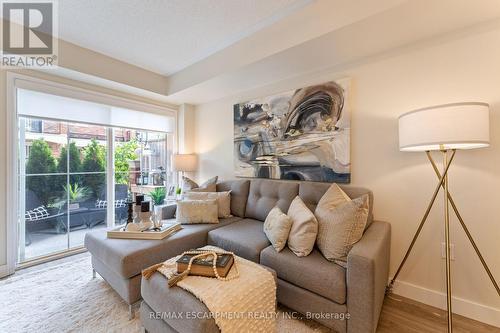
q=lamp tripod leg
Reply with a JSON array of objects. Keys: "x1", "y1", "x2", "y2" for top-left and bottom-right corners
[
  {"x1": 387, "y1": 150, "x2": 457, "y2": 293},
  {"x1": 442, "y1": 150, "x2": 453, "y2": 332},
  {"x1": 427, "y1": 151, "x2": 500, "y2": 297}
]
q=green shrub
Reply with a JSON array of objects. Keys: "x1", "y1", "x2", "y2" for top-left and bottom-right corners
[
  {"x1": 114, "y1": 139, "x2": 138, "y2": 184},
  {"x1": 81, "y1": 139, "x2": 106, "y2": 197},
  {"x1": 26, "y1": 139, "x2": 58, "y2": 205},
  {"x1": 57, "y1": 141, "x2": 82, "y2": 185}
]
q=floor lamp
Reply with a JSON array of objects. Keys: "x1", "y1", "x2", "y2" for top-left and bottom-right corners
[{"x1": 388, "y1": 102, "x2": 500, "y2": 332}]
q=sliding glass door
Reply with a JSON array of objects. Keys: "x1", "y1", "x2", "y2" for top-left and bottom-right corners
[
  {"x1": 18, "y1": 118, "x2": 173, "y2": 263},
  {"x1": 19, "y1": 118, "x2": 108, "y2": 261}
]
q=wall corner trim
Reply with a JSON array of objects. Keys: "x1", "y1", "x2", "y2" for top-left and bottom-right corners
[{"x1": 0, "y1": 264, "x2": 9, "y2": 278}]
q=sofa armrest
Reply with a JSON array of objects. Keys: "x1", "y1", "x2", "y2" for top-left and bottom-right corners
[
  {"x1": 346, "y1": 221, "x2": 391, "y2": 333},
  {"x1": 161, "y1": 203, "x2": 177, "y2": 220}
]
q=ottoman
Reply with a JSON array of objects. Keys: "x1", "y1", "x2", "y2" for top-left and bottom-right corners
[
  {"x1": 140, "y1": 266, "x2": 277, "y2": 333},
  {"x1": 84, "y1": 210, "x2": 242, "y2": 319}
]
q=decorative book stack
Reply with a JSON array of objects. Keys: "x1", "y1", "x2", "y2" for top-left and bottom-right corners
[{"x1": 176, "y1": 252, "x2": 234, "y2": 278}]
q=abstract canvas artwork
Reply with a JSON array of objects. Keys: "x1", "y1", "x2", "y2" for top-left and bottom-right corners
[{"x1": 233, "y1": 80, "x2": 350, "y2": 183}]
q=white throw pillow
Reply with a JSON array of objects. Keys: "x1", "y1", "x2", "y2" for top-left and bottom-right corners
[
  {"x1": 263, "y1": 206, "x2": 293, "y2": 252},
  {"x1": 176, "y1": 199, "x2": 219, "y2": 224},
  {"x1": 315, "y1": 195, "x2": 369, "y2": 267},
  {"x1": 184, "y1": 191, "x2": 232, "y2": 218},
  {"x1": 287, "y1": 196, "x2": 318, "y2": 257}
]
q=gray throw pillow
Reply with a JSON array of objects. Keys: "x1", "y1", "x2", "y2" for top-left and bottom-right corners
[
  {"x1": 263, "y1": 206, "x2": 293, "y2": 252},
  {"x1": 315, "y1": 195, "x2": 369, "y2": 267}
]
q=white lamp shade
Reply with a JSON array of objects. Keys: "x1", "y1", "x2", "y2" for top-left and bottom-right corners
[
  {"x1": 399, "y1": 102, "x2": 490, "y2": 152},
  {"x1": 172, "y1": 154, "x2": 198, "y2": 172}
]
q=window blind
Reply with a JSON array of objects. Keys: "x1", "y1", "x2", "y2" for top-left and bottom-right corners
[{"x1": 17, "y1": 88, "x2": 175, "y2": 133}]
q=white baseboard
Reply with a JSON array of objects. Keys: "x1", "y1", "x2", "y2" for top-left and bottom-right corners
[{"x1": 392, "y1": 280, "x2": 500, "y2": 328}]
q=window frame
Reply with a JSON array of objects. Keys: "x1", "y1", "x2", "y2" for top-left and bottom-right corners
[{"x1": 6, "y1": 72, "x2": 178, "y2": 273}]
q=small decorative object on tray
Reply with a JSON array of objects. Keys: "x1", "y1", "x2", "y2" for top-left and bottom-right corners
[
  {"x1": 107, "y1": 222, "x2": 181, "y2": 240},
  {"x1": 176, "y1": 251, "x2": 234, "y2": 278}
]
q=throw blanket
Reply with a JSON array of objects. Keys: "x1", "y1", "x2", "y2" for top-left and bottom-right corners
[{"x1": 143, "y1": 245, "x2": 277, "y2": 333}]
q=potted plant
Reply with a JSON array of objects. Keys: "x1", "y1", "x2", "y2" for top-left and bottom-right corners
[
  {"x1": 63, "y1": 183, "x2": 90, "y2": 210},
  {"x1": 149, "y1": 187, "x2": 167, "y2": 225}
]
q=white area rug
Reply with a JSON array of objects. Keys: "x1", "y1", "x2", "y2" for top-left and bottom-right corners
[{"x1": 0, "y1": 255, "x2": 332, "y2": 333}]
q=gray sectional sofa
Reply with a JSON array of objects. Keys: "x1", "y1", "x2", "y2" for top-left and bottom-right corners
[{"x1": 84, "y1": 178, "x2": 391, "y2": 333}]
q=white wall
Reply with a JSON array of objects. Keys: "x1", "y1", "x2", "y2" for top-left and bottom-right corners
[
  {"x1": 194, "y1": 26, "x2": 500, "y2": 324},
  {"x1": 178, "y1": 104, "x2": 196, "y2": 154}
]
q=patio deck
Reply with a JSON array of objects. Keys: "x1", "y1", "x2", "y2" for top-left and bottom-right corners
[{"x1": 23, "y1": 224, "x2": 107, "y2": 261}]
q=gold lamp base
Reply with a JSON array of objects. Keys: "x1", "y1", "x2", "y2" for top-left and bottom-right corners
[{"x1": 387, "y1": 149, "x2": 500, "y2": 333}]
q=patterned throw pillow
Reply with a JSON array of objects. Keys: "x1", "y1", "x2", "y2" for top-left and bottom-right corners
[
  {"x1": 287, "y1": 196, "x2": 318, "y2": 257},
  {"x1": 25, "y1": 206, "x2": 49, "y2": 221},
  {"x1": 114, "y1": 199, "x2": 127, "y2": 208},
  {"x1": 95, "y1": 200, "x2": 107, "y2": 208},
  {"x1": 184, "y1": 191, "x2": 232, "y2": 218},
  {"x1": 182, "y1": 176, "x2": 199, "y2": 191},
  {"x1": 182, "y1": 176, "x2": 218, "y2": 192},
  {"x1": 315, "y1": 195, "x2": 369, "y2": 267},
  {"x1": 95, "y1": 199, "x2": 127, "y2": 208},
  {"x1": 263, "y1": 206, "x2": 293, "y2": 252},
  {"x1": 176, "y1": 199, "x2": 219, "y2": 224}
]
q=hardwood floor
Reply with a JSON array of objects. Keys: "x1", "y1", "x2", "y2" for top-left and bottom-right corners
[{"x1": 378, "y1": 294, "x2": 500, "y2": 333}]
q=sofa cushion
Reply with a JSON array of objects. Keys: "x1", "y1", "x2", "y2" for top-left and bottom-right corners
[
  {"x1": 260, "y1": 246, "x2": 347, "y2": 304},
  {"x1": 207, "y1": 219, "x2": 270, "y2": 262},
  {"x1": 298, "y1": 181, "x2": 374, "y2": 227},
  {"x1": 141, "y1": 266, "x2": 277, "y2": 333},
  {"x1": 84, "y1": 216, "x2": 241, "y2": 278},
  {"x1": 216, "y1": 179, "x2": 250, "y2": 217},
  {"x1": 142, "y1": 273, "x2": 220, "y2": 333},
  {"x1": 245, "y1": 179, "x2": 299, "y2": 221}
]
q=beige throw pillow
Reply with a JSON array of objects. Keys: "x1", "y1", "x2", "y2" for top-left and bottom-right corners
[
  {"x1": 287, "y1": 196, "x2": 318, "y2": 257},
  {"x1": 183, "y1": 176, "x2": 218, "y2": 192},
  {"x1": 263, "y1": 207, "x2": 293, "y2": 252},
  {"x1": 315, "y1": 183, "x2": 351, "y2": 212},
  {"x1": 316, "y1": 195, "x2": 369, "y2": 267},
  {"x1": 184, "y1": 191, "x2": 232, "y2": 218},
  {"x1": 176, "y1": 199, "x2": 219, "y2": 224}
]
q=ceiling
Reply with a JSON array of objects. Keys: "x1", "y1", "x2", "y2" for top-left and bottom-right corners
[
  {"x1": 53, "y1": 0, "x2": 500, "y2": 105},
  {"x1": 58, "y1": 0, "x2": 309, "y2": 75}
]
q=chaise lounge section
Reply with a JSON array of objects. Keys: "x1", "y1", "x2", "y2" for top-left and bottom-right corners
[{"x1": 84, "y1": 178, "x2": 390, "y2": 332}]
